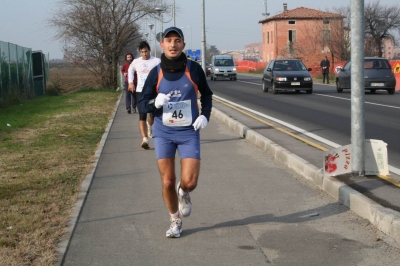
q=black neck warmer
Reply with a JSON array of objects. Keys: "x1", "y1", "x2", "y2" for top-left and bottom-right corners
[{"x1": 160, "y1": 53, "x2": 187, "y2": 72}]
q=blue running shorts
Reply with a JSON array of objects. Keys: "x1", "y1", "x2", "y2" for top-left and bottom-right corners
[{"x1": 154, "y1": 136, "x2": 201, "y2": 160}]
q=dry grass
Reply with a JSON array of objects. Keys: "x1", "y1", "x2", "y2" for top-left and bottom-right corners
[
  {"x1": 49, "y1": 67, "x2": 99, "y2": 94},
  {"x1": 0, "y1": 67, "x2": 119, "y2": 265}
]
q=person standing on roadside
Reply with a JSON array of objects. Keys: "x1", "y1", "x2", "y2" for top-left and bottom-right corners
[
  {"x1": 121, "y1": 53, "x2": 136, "y2": 113},
  {"x1": 320, "y1": 55, "x2": 330, "y2": 84},
  {"x1": 128, "y1": 41, "x2": 161, "y2": 149},
  {"x1": 139, "y1": 27, "x2": 213, "y2": 238}
]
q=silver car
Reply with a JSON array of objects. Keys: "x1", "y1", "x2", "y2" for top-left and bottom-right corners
[{"x1": 336, "y1": 57, "x2": 396, "y2": 94}]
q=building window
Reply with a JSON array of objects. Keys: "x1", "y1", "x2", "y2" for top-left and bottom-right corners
[
  {"x1": 271, "y1": 31, "x2": 273, "y2": 43},
  {"x1": 288, "y1": 30, "x2": 296, "y2": 43},
  {"x1": 267, "y1": 32, "x2": 270, "y2": 44},
  {"x1": 288, "y1": 20, "x2": 296, "y2": 24},
  {"x1": 323, "y1": 19, "x2": 330, "y2": 24},
  {"x1": 322, "y1": 29, "x2": 331, "y2": 46}
]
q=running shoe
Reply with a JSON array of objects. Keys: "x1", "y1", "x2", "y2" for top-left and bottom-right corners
[
  {"x1": 127, "y1": 109, "x2": 131, "y2": 114},
  {"x1": 166, "y1": 218, "x2": 182, "y2": 238},
  {"x1": 141, "y1": 141, "x2": 149, "y2": 149},
  {"x1": 177, "y1": 181, "x2": 192, "y2": 217}
]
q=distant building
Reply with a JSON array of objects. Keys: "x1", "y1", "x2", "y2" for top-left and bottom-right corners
[
  {"x1": 365, "y1": 35, "x2": 396, "y2": 60},
  {"x1": 393, "y1": 46, "x2": 400, "y2": 60},
  {"x1": 258, "y1": 3, "x2": 344, "y2": 66},
  {"x1": 220, "y1": 50, "x2": 244, "y2": 62},
  {"x1": 244, "y1": 43, "x2": 262, "y2": 61}
]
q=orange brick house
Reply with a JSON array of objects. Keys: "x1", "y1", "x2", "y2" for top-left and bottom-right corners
[{"x1": 258, "y1": 3, "x2": 344, "y2": 71}]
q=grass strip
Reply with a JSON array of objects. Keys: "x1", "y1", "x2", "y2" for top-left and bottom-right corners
[{"x1": 0, "y1": 88, "x2": 119, "y2": 265}]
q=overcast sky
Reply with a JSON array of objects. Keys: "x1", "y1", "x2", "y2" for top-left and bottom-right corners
[{"x1": 0, "y1": 0, "x2": 397, "y2": 59}]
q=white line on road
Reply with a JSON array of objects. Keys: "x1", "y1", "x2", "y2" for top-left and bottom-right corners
[
  {"x1": 213, "y1": 94, "x2": 400, "y2": 176},
  {"x1": 315, "y1": 94, "x2": 400, "y2": 109},
  {"x1": 238, "y1": 79, "x2": 400, "y2": 109}
]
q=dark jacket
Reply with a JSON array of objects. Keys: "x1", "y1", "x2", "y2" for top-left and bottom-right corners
[{"x1": 320, "y1": 59, "x2": 330, "y2": 73}]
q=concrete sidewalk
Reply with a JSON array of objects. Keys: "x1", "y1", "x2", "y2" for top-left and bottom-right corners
[{"x1": 57, "y1": 94, "x2": 400, "y2": 266}]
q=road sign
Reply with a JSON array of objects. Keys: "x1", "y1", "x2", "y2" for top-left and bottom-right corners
[
  {"x1": 394, "y1": 63, "x2": 400, "y2": 74},
  {"x1": 156, "y1": 32, "x2": 163, "y2": 42},
  {"x1": 334, "y1": 65, "x2": 343, "y2": 74}
]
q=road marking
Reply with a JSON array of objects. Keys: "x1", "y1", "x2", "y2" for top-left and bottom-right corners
[
  {"x1": 237, "y1": 79, "x2": 400, "y2": 109},
  {"x1": 213, "y1": 95, "x2": 341, "y2": 148},
  {"x1": 315, "y1": 94, "x2": 400, "y2": 109},
  {"x1": 238, "y1": 80, "x2": 260, "y2": 86},
  {"x1": 213, "y1": 94, "x2": 400, "y2": 183}
]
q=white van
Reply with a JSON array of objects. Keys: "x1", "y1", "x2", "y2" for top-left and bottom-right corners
[{"x1": 210, "y1": 55, "x2": 237, "y2": 81}]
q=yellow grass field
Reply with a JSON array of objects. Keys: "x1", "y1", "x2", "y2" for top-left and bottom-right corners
[{"x1": 49, "y1": 67, "x2": 100, "y2": 93}]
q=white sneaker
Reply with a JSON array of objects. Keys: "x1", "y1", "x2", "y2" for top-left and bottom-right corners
[
  {"x1": 141, "y1": 139, "x2": 149, "y2": 149},
  {"x1": 177, "y1": 182, "x2": 192, "y2": 217},
  {"x1": 166, "y1": 218, "x2": 182, "y2": 238}
]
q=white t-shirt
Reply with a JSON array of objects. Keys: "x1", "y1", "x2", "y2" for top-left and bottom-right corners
[{"x1": 127, "y1": 56, "x2": 161, "y2": 92}]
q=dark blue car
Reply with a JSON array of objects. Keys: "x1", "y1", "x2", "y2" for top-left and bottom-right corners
[{"x1": 336, "y1": 57, "x2": 396, "y2": 94}]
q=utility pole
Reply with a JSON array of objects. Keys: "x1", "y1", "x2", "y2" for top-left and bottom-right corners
[
  {"x1": 201, "y1": 0, "x2": 206, "y2": 74},
  {"x1": 351, "y1": 0, "x2": 365, "y2": 177},
  {"x1": 173, "y1": 0, "x2": 175, "y2": 26}
]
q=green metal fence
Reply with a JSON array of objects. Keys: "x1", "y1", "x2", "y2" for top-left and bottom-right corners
[{"x1": 0, "y1": 40, "x2": 48, "y2": 103}]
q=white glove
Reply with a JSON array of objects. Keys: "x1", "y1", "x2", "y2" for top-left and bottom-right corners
[
  {"x1": 193, "y1": 115, "x2": 208, "y2": 131},
  {"x1": 154, "y1": 93, "x2": 171, "y2": 109}
]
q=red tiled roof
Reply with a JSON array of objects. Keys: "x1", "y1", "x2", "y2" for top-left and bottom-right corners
[{"x1": 259, "y1": 7, "x2": 345, "y2": 23}]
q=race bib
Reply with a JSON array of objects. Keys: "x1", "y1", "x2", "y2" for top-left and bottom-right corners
[
  {"x1": 138, "y1": 74, "x2": 148, "y2": 90},
  {"x1": 162, "y1": 100, "x2": 192, "y2": 127}
]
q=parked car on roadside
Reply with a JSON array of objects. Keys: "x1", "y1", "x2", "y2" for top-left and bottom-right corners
[
  {"x1": 336, "y1": 57, "x2": 396, "y2": 94},
  {"x1": 262, "y1": 59, "x2": 313, "y2": 94}
]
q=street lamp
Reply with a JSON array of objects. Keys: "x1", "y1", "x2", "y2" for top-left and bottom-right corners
[
  {"x1": 155, "y1": 6, "x2": 173, "y2": 36},
  {"x1": 148, "y1": 23, "x2": 157, "y2": 57},
  {"x1": 187, "y1": 26, "x2": 192, "y2": 51},
  {"x1": 180, "y1": 27, "x2": 186, "y2": 52}
]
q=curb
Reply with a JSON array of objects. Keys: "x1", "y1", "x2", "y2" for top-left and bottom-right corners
[
  {"x1": 212, "y1": 107, "x2": 400, "y2": 245},
  {"x1": 55, "y1": 93, "x2": 122, "y2": 266}
]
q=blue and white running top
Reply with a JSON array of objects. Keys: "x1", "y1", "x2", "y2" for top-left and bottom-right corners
[{"x1": 153, "y1": 60, "x2": 199, "y2": 137}]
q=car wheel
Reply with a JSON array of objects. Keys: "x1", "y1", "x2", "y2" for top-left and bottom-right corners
[
  {"x1": 306, "y1": 88, "x2": 313, "y2": 94},
  {"x1": 272, "y1": 82, "x2": 278, "y2": 94},
  {"x1": 210, "y1": 75, "x2": 213, "y2": 80},
  {"x1": 370, "y1": 89, "x2": 376, "y2": 94},
  {"x1": 234, "y1": 77, "x2": 237, "y2": 81},
  {"x1": 388, "y1": 88, "x2": 395, "y2": 95},
  {"x1": 262, "y1": 81, "x2": 268, "y2": 92},
  {"x1": 336, "y1": 80, "x2": 343, "y2": 93},
  {"x1": 214, "y1": 76, "x2": 217, "y2": 81}
]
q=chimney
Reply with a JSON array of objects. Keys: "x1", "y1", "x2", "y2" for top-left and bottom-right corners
[{"x1": 283, "y1": 3, "x2": 287, "y2": 12}]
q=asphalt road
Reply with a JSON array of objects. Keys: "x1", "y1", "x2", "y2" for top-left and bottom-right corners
[{"x1": 208, "y1": 73, "x2": 400, "y2": 171}]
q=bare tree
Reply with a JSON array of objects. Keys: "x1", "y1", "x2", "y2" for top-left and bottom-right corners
[
  {"x1": 329, "y1": 6, "x2": 351, "y2": 61},
  {"x1": 205, "y1": 45, "x2": 219, "y2": 63},
  {"x1": 49, "y1": 0, "x2": 167, "y2": 88},
  {"x1": 364, "y1": 0, "x2": 400, "y2": 57}
]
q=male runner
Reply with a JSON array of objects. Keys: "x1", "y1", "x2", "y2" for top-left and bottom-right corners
[
  {"x1": 139, "y1": 27, "x2": 213, "y2": 238},
  {"x1": 128, "y1": 41, "x2": 161, "y2": 149}
]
